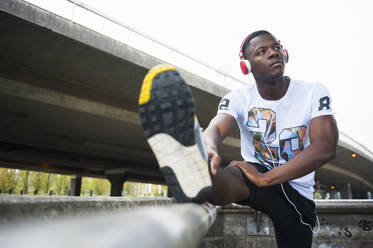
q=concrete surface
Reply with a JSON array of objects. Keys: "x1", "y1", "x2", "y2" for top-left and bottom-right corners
[
  {"x1": 0, "y1": 195, "x2": 175, "y2": 223},
  {"x1": 0, "y1": 196, "x2": 215, "y2": 248},
  {"x1": 203, "y1": 200, "x2": 373, "y2": 248},
  {"x1": 1, "y1": 196, "x2": 372, "y2": 247}
]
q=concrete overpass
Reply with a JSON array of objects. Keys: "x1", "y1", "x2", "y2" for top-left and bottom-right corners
[{"x1": 0, "y1": 0, "x2": 372, "y2": 198}]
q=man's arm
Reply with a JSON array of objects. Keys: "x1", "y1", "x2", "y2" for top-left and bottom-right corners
[
  {"x1": 203, "y1": 113, "x2": 235, "y2": 175},
  {"x1": 233, "y1": 115, "x2": 339, "y2": 186}
]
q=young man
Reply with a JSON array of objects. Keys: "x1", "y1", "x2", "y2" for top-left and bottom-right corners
[{"x1": 138, "y1": 30, "x2": 338, "y2": 247}]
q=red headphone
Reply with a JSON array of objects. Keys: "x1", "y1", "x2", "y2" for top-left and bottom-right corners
[{"x1": 239, "y1": 34, "x2": 289, "y2": 75}]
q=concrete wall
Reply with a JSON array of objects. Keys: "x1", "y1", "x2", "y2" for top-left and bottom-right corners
[
  {"x1": 1, "y1": 196, "x2": 372, "y2": 247},
  {"x1": 0, "y1": 195, "x2": 213, "y2": 248},
  {"x1": 0, "y1": 195, "x2": 174, "y2": 223},
  {"x1": 203, "y1": 201, "x2": 373, "y2": 248}
]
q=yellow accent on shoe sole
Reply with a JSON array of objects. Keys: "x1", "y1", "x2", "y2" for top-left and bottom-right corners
[
  {"x1": 138, "y1": 64, "x2": 176, "y2": 105},
  {"x1": 202, "y1": 160, "x2": 210, "y2": 171}
]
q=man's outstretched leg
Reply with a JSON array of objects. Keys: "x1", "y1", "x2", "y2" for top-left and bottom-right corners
[{"x1": 138, "y1": 65, "x2": 249, "y2": 204}]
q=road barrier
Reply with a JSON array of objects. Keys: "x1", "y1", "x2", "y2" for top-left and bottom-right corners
[
  {"x1": 1, "y1": 197, "x2": 373, "y2": 248},
  {"x1": 0, "y1": 195, "x2": 216, "y2": 248}
]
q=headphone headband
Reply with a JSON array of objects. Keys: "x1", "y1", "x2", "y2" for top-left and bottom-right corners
[{"x1": 239, "y1": 34, "x2": 251, "y2": 59}]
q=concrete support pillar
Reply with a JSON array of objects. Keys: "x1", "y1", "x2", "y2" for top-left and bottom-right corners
[
  {"x1": 367, "y1": 192, "x2": 372, "y2": 199},
  {"x1": 347, "y1": 183, "x2": 352, "y2": 199},
  {"x1": 70, "y1": 175, "x2": 82, "y2": 196},
  {"x1": 107, "y1": 174, "x2": 127, "y2": 197}
]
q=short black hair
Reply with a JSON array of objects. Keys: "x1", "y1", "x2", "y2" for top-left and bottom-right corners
[{"x1": 242, "y1": 30, "x2": 271, "y2": 59}]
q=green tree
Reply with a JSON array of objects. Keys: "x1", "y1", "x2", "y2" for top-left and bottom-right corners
[
  {"x1": 45, "y1": 173, "x2": 52, "y2": 193},
  {"x1": 24, "y1": 170, "x2": 30, "y2": 194},
  {"x1": 14, "y1": 170, "x2": 30, "y2": 194},
  {"x1": 7, "y1": 169, "x2": 16, "y2": 193},
  {"x1": 81, "y1": 177, "x2": 94, "y2": 196},
  {"x1": 0, "y1": 167, "x2": 169, "y2": 197},
  {"x1": 123, "y1": 182, "x2": 135, "y2": 196},
  {"x1": 29, "y1": 171, "x2": 43, "y2": 194},
  {"x1": 0, "y1": 168, "x2": 9, "y2": 193},
  {"x1": 93, "y1": 178, "x2": 110, "y2": 196},
  {"x1": 46, "y1": 173, "x2": 59, "y2": 195},
  {"x1": 58, "y1": 174, "x2": 71, "y2": 195}
]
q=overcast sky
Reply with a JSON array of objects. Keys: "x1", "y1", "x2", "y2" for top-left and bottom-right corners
[{"x1": 30, "y1": 0, "x2": 373, "y2": 152}]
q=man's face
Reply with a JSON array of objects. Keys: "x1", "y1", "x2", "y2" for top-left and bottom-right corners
[{"x1": 245, "y1": 34, "x2": 285, "y2": 79}]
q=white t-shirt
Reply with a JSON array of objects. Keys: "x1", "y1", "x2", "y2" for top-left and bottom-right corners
[{"x1": 217, "y1": 79, "x2": 333, "y2": 200}]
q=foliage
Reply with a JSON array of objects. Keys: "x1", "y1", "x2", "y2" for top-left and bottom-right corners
[
  {"x1": 81, "y1": 177, "x2": 110, "y2": 196},
  {"x1": 0, "y1": 167, "x2": 167, "y2": 197}
]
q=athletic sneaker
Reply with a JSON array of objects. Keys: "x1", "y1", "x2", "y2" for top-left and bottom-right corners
[{"x1": 138, "y1": 64, "x2": 212, "y2": 203}]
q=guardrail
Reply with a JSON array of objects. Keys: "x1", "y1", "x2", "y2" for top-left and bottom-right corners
[
  {"x1": 314, "y1": 199, "x2": 373, "y2": 212},
  {"x1": 0, "y1": 195, "x2": 216, "y2": 248},
  {"x1": 1, "y1": 196, "x2": 373, "y2": 248}
]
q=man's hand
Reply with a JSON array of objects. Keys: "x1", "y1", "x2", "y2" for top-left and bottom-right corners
[
  {"x1": 230, "y1": 161, "x2": 268, "y2": 187},
  {"x1": 203, "y1": 113, "x2": 235, "y2": 176},
  {"x1": 208, "y1": 149, "x2": 221, "y2": 176}
]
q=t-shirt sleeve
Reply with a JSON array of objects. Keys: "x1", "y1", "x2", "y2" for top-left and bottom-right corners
[
  {"x1": 217, "y1": 91, "x2": 242, "y2": 120},
  {"x1": 311, "y1": 82, "x2": 334, "y2": 119}
]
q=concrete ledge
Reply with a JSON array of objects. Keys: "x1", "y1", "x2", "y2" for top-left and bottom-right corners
[
  {"x1": 315, "y1": 199, "x2": 373, "y2": 212},
  {"x1": 0, "y1": 196, "x2": 215, "y2": 248},
  {"x1": 2, "y1": 196, "x2": 373, "y2": 223},
  {"x1": 219, "y1": 200, "x2": 373, "y2": 214},
  {"x1": 204, "y1": 201, "x2": 373, "y2": 248},
  {"x1": 0, "y1": 195, "x2": 175, "y2": 223},
  {"x1": 1, "y1": 196, "x2": 373, "y2": 247}
]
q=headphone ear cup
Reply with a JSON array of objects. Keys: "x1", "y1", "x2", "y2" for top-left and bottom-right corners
[
  {"x1": 240, "y1": 60, "x2": 248, "y2": 75},
  {"x1": 244, "y1": 60, "x2": 251, "y2": 74},
  {"x1": 282, "y1": 49, "x2": 289, "y2": 63},
  {"x1": 240, "y1": 60, "x2": 251, "y2": 75}
]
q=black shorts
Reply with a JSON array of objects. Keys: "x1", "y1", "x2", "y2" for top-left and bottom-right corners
[{"x1": 235, "y1": 163, "x2": 316, "y2": 248}]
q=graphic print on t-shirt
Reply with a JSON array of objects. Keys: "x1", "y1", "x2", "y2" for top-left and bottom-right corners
[
  {"x1": 219, "y1": 98, "x2": 230, "y2": 110},
  {"x1": 246, "y1": 107, "x2": 279, "y2": 169},
  {"x1": 246, "y1": 107, "x2": 307, "y2": 169},
  {"x1": 279, "y1": 126, "x2": 307, "y2": 161},
  {"x1": 318, "y1": 96, "x2": 330, "y2": 111}
]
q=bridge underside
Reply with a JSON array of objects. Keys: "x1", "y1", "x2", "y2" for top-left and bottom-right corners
[
  {"x1": 0, "y1": 0, "x2": 372, "y2": 197},
  {"x1": 0, "y1": 0, "x2": 238, "y2": 185}
]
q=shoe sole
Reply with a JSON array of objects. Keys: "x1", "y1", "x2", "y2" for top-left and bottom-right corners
[{"x1": 138, "y1": 65, "x2": 212, "y2": 203}]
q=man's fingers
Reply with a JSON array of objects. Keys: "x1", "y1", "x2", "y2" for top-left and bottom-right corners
[
  {"x1": 230, "y1": 163, "x2": 265, "y2": 186},
  {"x1": 229, "y1": 160, "x2": 239, "y2": 166},
  {"x1": 208, "y1": 152, "x2": 221, "y2": 176},
  {"x1": 210, "y1": 157, "x2": 219, "y2": 176},
  {"x1": 210, "y1": 164, "x2": 217, "y2": 176},
  {"x1": 232, "y1": 163, "x2": 246, "y2": 171}
]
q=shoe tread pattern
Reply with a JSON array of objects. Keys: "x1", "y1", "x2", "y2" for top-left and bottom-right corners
[{"x1": 139, "y1": 70, "x2": 195, "y2": 147}]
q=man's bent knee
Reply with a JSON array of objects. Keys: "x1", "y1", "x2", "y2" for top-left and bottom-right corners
[{"x1": 210, "y1": 164, "x2": 250, "y2": 204}]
